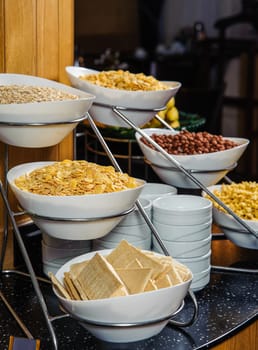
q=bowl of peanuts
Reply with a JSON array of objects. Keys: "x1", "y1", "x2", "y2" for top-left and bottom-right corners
[
  {"x1": 66, "y1": 66, "x2": 181, "y2": 128},
  {"x1": 205, "y1": 183, "x2": 258, "y2": 249},
  {"x1": 0, "y1": 73, "x2": 95, "y2": 147},
  {"x1": 136, "y1": 128, "x2": 249, "y2": 188},
  {"x1": 50, "y1": 240, "x2": 192, "y2": 342},
  {"x1": 7, "y1": 160, "x2": 145, "y2": 240}
]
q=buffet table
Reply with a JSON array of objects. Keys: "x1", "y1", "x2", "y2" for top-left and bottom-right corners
[{"x1": 0, "y1": 228, "x2": 257, "y2": 350}]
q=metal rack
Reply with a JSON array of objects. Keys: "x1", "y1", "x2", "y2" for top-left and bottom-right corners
[
  {"x1": 0, "y1": 110, "x2": 199, "y2": 349},
  {"x1": 1, "y1": 102, "x2": 257, "y2": 348}
]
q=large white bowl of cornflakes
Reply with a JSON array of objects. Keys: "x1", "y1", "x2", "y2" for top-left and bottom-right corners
[
  {"x1": 205, "y1": 183, "x2": 258, "y2": 249},
  {"x1": 66, "y1": 66, "x2": 181, "y2": 128},
  {"x1": 50, "y1": 240, "x2": 192, "y2": 342},
  {"x1": 7, "y1": 161, "x2": 145, "y2": 240}
]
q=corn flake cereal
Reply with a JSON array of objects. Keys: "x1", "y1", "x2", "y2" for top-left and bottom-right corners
[
  {"x1": 208, "y1": 181, "x2": 258, "y2": 220},
  {"x1": 79, "y1": 70, "x2": 170, "y2": 91},
  {"x1": 14, "y1": 160, "x2": 139, "y2": 196}
]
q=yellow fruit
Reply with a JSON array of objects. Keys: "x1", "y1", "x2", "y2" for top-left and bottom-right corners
[
  {"x1": 157, "y1": 109, "x2": 166, "y2": 119},
  {"x1": 145, "y1": 118, "x2": 162, "y2": 128},
  {"x1": 166, "y1": 107, "x2": 179, "y2": 122},
  {"x1": 166, "y1": 97, "x2": 175, "y2": 109},
  {"x1": 170, "y1": 120, "x2": 180, "y2": 129}
]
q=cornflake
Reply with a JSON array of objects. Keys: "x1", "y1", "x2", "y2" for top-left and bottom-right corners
[
  {"x1": 207, "y1": 181, "x2": 258, "y2": 220},
  {"x1": 79, "y1": 70, "x2": 170, "y2": 91},
  {"x1": 14, "y1": 160, "x2": 139, "y2": 196}
]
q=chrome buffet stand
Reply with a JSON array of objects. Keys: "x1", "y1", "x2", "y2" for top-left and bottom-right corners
[
  {"x1": 0, "y1": 103, "x2": 257, "y2": 348},
  {"x1": 0, "y1": 108, "x2": 198, "y2": 349}
]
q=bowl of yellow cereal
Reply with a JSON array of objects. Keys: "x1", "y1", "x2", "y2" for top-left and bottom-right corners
[
  {"x1": 66, "y1": 66, "x2": 181, "y2": 128},
  {"x1": 0, "y1": 73, "x2": 95, "y2": 147},
  {"x1": 7, "y1": 160, "x2": 145, "y2": 240},
  {"x1": 205, "y1": 183, "x2": 258, "y2": 249}
]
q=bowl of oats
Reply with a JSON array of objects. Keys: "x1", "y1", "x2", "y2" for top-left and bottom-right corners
[
  {"x1": 66, "y1": 66, "x2": 181, "y2": 128},
  {"x1": 205, "y1": 183, "x2": 258, "y2": 249},
  {"x1": 7, "y1": 160, "x2": 145, "y2": 239},
  {"x1": 0, "y1": 73, "x2": 95, "y2": 147}
]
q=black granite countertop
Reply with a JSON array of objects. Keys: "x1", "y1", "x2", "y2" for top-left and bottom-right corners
[{"x1": 0, "y1": 232, "x2": 258, "y2": 350}]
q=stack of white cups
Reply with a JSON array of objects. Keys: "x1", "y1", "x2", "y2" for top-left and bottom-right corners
[
  {"x1": 152, "y1": 195, "x2": 212, "y2": 291},
  {"x1": 92, "y1": 198, "x2": 152, "y2": 250}
]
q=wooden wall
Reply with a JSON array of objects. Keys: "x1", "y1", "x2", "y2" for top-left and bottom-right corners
[{"x1": 0, "y1": 0, "x2": 75, "y2": 267}]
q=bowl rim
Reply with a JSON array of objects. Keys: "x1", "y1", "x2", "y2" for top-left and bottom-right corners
[{"x1": 152, "y1": 194, "x2": 212, "y2": 213}]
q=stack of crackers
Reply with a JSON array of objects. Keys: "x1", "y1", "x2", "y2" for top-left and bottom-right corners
[{"x1": 50, "y1": 240, "x2": 191, "y2": 301}]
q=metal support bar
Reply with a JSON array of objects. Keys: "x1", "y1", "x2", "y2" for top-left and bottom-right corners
[
  {"x1": 0, "y1": 181, "x2": 58, "y2": 350},
  {"x1": 87, "y1": 114, "x2": 199, "y2": 326},
  {"x1": 111, "y1": 105, "x2": 258, "y2": 239}
]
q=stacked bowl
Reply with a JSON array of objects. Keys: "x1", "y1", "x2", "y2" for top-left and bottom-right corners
[
  {"x1": 41, "y1": 233, "x2": 92, "y2": 276},
  {"x1": 92, "y1": 198, "x2": 152, "y2": 250},
  {"x1": 152, "y1": 195, "x2": 212, "y2": 291}
]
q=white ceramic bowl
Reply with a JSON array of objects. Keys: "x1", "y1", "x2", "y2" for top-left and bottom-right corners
[
  {"x1": 153, "y1": 235, "x2": 212, "y2": 258},
  {"x1": 29, "y1": 213, "x2": 127, "y2": 240},
  {"x1": 66, "y1": 66, "x2": 181, "y2": 128},
  {"x1": 152, "y1": 219, "x2": 212, "y2": 241},
  {"x1": 177, "y1": 250, "x2": 211, "y2": 274},
  {"x1": 139, "y1": 182, "x2": 177, "y2": 201},
  {"x1": 93, "y1": 235, "x2": 152, "y2": 251},
  {"x1": 42, "y1": 240, "x2": 91, "y2": 262},
  {"x1": 0, "y1": 73, "x2": 95, "y2": 123},
  {"x1": 42, "y1": 233, "x2": 91, "y2": 249},
  {"x1": 43, "y1": 260, "x2": 63, "y2": 276},
  {"x1": 7, "y1": 161, "x2": 145, "y2": 218},
  {"x1": 191, "y1": 266, "x2": 211, "y2": 292},
  {"x1": 136, "y1": 128, "x2": 249, "y2": 170},
  {"x1": 152, "y1": 195, "x2": 212, "y2": 226},
  {"x1": 0, "y1": 121, "x2": 85, "y2": 148},
  {"x1": 147, "y1": 161, "x2": 237, "y2": 189},
  {"x1": 104, "y1": 223, "x2": 151, "y2": 242},
  {"x1": 54, "y1": 249, "x2": 192, "y2": 342},
  {"x1": 206, "y1": 185, "x2": 258, "y2": 249},
  {"x1": 0, "y1": 73, "x2": 95, "y2": 147},
  {"x1": 117, "y1": 198, "x2": 152, "y2": 226}
]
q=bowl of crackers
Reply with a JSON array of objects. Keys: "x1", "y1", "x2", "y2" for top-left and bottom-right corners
[
  {"x1": 50, "y1": 240, "x2": 192, "y2": 343},
  {"x1": 205, "y1": 183, "x2": 258, "y2": 249},
  {"x1": 7, "y1": 160, "x2": 145, "y2": 240},
  {"x1": 0, "y1": 73, "x2": 95, "y2": 147},
  {"x1": 66, "y1": 66, "x2": 181, "y2": 128}
]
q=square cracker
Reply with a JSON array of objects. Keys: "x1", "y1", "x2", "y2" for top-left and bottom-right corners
[
  {"x1": 77, "y1": 253, "x2": 128, "y2": 300},
  {"x1": 106, "y1": 240, "x2": 164, "y2": 279},
  {"x1": 115, "y1": 267, "x2": 152, "y2": 294}
]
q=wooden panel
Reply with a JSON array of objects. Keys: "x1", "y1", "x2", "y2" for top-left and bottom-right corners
[
  {"x1": 0, "y1": 0, "x2": 75, "y2": 268},
  {"x1": 5, "y1": 0, "x2": 36, "y2": 75},
  {"x1": 37, "y1": 0, "x2": 59, "y2": 79},
  {"x1": 59, "y1": 0, "x2": 74, "y2": 85},
  {"x1": 212, "y1": 321, "x2": 258, "y2": 350},
  {"x1": 0, "y1": 0, "x2": 4, "y2": 71}
]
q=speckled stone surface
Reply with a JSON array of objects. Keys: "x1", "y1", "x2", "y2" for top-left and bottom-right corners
[{"x1": 0, "y1": 263, "x2": 257, "y2": 350}]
